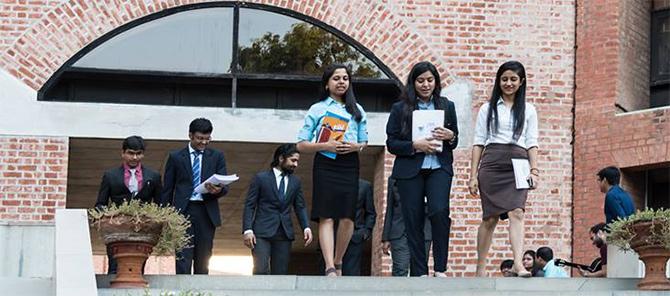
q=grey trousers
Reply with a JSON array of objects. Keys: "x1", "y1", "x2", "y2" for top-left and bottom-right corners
[{"x1": 390, "y1": 234, "x2": 432, "y2": 276}]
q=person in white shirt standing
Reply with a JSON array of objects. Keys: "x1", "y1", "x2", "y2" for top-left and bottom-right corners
[
  {"x1": 242, "y1": 143, "x2": 313, "y2": 274},
  {"x1": 468, "y1": 61, "x2": 540, "y2": 277}
]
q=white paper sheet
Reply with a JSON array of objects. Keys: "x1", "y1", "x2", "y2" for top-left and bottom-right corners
[
  {"x1": 412, "y1": 110, "x2": 444, "y2": 152},
  {"x1": 511, "y1": 158, "x2": 531, "y2": 189},
  {"x1": 195, "y1": 174, "x2": 239, "y2": 194}
]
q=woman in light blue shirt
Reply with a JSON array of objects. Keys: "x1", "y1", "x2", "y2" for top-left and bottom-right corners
[{"x1": 297, "y1": 64, "x2": 368, "y2": 276}]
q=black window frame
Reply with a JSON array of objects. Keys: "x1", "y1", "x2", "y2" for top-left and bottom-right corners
[
  {"x1": 37, "y1": 2, "x2": 402, "y2": 111},
  {"x1": 650, "y1": 9, "x2": 670, "y2": 108}
]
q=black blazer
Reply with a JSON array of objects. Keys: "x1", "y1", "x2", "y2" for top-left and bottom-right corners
[
  {"x1": 242, "y1": 170, "x2": 310, "y2": 240},
  {"x1": 160, "y1": 146, "x2": 228, "y2": 226},
  {"x1": 386, "y1": 97, "x2": 459, "y2": 179},
  {"x1": 381, "y1": 177, "x2": 404, "y2": 242},
  {"x1": 95, "y1": 165, "x2": 162, "y2": 208},
  {"x1": 350, "y1": 179, "x2": 376, "y2": 244}
]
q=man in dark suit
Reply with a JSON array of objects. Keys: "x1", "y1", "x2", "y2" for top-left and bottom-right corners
[
  {"x1": 242, "y1": 143, "x2": 312, "y2": 275},
  {"x1": 342, "y1": 179, "x2": 376, "y2": 276},
  {"x1": 381, "y1": 177, "x2": 432, "y2": 276},
  {"x1": 95, "y1": 136, "x2": 162, "y2": 274},
  {"x1": 161, "y1": 118, "x2": 228, "y2": 274}
]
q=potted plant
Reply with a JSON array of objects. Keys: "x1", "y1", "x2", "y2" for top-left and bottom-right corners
[
  {"x1": 89, "y1": 199, "x2": 191, "y2": 288},
  {"x1": 608, "y1": 208, "x2": 670, "y2": 291}
]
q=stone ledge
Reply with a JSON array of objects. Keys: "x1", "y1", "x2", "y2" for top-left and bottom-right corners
[{"x1": 96, "y1": 275, "x2": 645, "y2": 292}]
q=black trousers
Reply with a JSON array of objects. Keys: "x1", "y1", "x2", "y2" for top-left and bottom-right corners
[
  {"x1": 342, "y1": 241, "x2": 364, "y2": 276},
  {"x1": 176, "y1": 202, "x2": 215, "y2": 274},
  {"x1": 252, "y1": 227, "x2": 292, "y2": 275},
  {"x1": 396, "y1": 168, "x2": 452, "y2": 276}
]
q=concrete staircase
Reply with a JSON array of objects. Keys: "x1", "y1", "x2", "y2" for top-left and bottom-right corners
[{"x1": 96, "y1": 275, "x2": 669, "y2": 296}]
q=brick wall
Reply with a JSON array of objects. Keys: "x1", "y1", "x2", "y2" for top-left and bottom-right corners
[
  {"x1": 0, "y1": 0, "x2": 575, "y2": 276},
  {"x1": 654, "y1": 0, "x2": 670, "y2": 9},
  {"x1": 575, "y1": 0, "x2": 670, "y2": 268},
  {"x1": 0, "y1": 1, "x2": 65, "y2": 53},
  {"x1": 618, "y1": 0, "x2": 651, "y2": 112},
  {"x1": 0, "y1": 136, "x2": 67, "y2": 223}
]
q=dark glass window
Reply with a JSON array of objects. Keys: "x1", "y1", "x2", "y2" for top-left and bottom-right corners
[
  {"x1": 651, "y1": 9, "x2": 670, "y2": 108},
  {"x1": 647, "y1": 167, "x2": 670, "y2": 210},
  {"x1": 39, "y1": 3, "x2": 400, "y2": 112},
  {"x1": 74, "y1": 8, "x2": 234, "y2": 74}
]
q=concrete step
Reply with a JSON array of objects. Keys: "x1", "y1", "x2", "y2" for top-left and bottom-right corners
[
  {"x1": 96, "y1": 290, "x2": 666, "y2": 296},
  {"x1": 95, "y1": 275, "x2": 669, "y2": 296},
  {"x1": 0, "y1": 277, "x2": 54, "y2": 296}
]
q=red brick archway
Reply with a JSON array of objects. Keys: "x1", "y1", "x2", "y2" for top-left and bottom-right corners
[{"x1": 0, "y1": 0, "x2": 451, "y2": 91}]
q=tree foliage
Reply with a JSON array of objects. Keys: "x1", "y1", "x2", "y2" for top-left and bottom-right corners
[{"x1": 239, "y1": 23, "x2": 382, "y2": 78}]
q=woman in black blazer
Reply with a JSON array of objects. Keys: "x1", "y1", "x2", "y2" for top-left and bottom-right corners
[{"x1": 385, "y1": 61, "x2": 458, "y2": 277}]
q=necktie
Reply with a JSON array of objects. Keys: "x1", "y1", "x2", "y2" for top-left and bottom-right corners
[
  {"x1": 278, "y1": 173, "x2": 286, "y2": 201},
  {"x1": 128, "y1": 168, "x2": 138, "y2": 195},
  {"x1": 192, "y1": 151, "x2": 202, "y2": 197}
]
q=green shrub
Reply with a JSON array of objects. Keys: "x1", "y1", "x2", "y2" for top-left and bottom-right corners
[{"x1": 607, "y1": 208, "x2": 670, "y2": 252}]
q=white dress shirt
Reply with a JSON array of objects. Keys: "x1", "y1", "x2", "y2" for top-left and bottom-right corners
[
  {"x1": 272, "y1": 168, "x2": 288, "y2": 194},
  {"x1": 473, "y1": 99, "x2": 539, "y2": 149}
]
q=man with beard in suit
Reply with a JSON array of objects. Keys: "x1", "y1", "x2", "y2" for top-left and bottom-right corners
[{"x1": 242, "y1": 143, "x2": 313, "y2": 275}]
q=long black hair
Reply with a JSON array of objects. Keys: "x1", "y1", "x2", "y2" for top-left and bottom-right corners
[
  {"x1": 320, "y1": 64, "x2": 362, "y2": 122},
  {"x1": 486, "y1": 61, "x2": 527, "y2": 140},
  {"x1": 398, "y1": 61, "x2": 445, "y2": 137},
  {"x1": 270, "y1": 143, "x2": 299, "y2": 168}
]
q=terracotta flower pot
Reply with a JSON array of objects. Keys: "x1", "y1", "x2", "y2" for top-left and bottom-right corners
[
  {"x1": 629, "y1": 221, "x2": 670, "y2": 291},
  {"x1": 99, "y1": 215, "x2": 164, "y2": 288}
]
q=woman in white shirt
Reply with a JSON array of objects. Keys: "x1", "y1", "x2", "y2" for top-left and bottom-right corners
[{"x1": 469, "y1": 61, "x2": 539, "y2": 277}]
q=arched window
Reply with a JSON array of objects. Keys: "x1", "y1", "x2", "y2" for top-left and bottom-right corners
[{"x1": 39, "y1": 3, "x2": 401, "y2": 112}]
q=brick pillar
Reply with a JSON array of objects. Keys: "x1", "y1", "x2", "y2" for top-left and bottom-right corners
[
  {"x1": 0, "y1": 136, "x2": 68, "y2": 223},
  {"x1": 371, "y1": 150, "x2": 394, "y2": 276}
]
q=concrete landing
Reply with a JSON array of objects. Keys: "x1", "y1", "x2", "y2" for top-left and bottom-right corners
[
  {"x1": 96, "y1": 275, "x2": 669, "y2": 296},
  {"x1": 0, "y1": 277, "x2": 54, "y2": 296}
]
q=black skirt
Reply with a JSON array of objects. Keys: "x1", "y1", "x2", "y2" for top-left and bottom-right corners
[{"x1": 311, "y1": 152, "x2": 359, "y2": 222}]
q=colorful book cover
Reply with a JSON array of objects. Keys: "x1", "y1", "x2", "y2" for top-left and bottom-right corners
[{"x1": 316, "y1": 111, "x2": 349, "y2": 159}]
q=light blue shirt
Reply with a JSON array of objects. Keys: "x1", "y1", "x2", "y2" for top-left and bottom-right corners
[
  {"x1": 417, "y1": 98, "x2": 441, "y2": 170},
  {"x1": 297, "y1": 97, "x2": 368, "y2": 156},
  {"x1": 542, "y1": 259, "x2": 569, "y2": 278}
]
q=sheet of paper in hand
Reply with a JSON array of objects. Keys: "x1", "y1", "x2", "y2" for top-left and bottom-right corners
[
  {"x1": 316, "y1": 111, "x2": 349, "y2": 159},
  {"x1": 195, "y1": 174, "x2": 239, "y2": 194},
  {"x1": 511, "y1": 159, "x2": 531, "y2": 189},
  {"x1": 412, "y1": 110, "x2": 444, "y2": 153}
]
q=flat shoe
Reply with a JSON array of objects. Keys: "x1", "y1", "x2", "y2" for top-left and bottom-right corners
[{"x1": 334, "y1": 263, "x2": 342, "y2": 276}]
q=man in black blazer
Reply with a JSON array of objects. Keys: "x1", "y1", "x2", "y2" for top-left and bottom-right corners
[
  {"x1": 95, "y1": 136, "x2": 162, "y2": 274},
  {"x1": 381, "y1": 177, "x2": 432, "y2": 276},
  {"x1": 161, "y1": 118, "x2": 228, "y2": 275},
  {"x1": 342, "y1": 178, "x2": 376, "y2": 276},
  {"x1": 242, "y1": 143, "x2": 312, "y2": 275}
]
